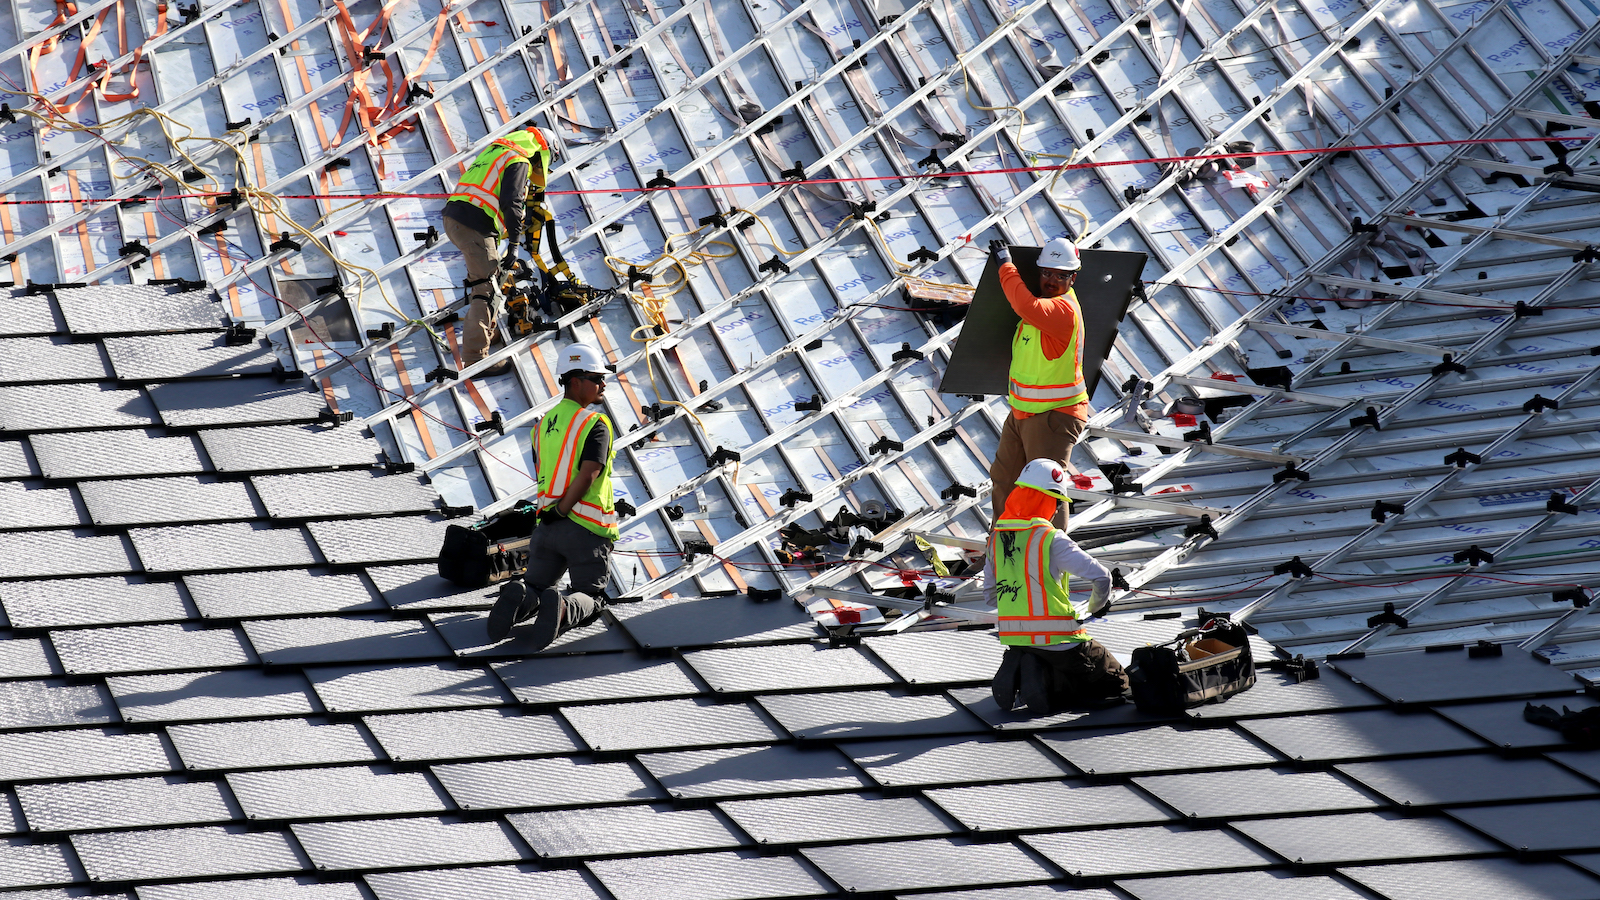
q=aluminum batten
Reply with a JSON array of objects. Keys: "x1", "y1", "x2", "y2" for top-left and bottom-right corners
[{"x1": 3, "y1": 0, "x2": 1600, "y2": 678}]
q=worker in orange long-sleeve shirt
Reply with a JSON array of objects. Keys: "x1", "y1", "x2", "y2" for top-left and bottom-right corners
[{"x1": 987, "y1": 237, "x2": 1089, "y2": 530}]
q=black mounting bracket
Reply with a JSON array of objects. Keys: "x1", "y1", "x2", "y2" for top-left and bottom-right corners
[
  {"x1": 1366, "y1": 601, "x2": 1408, "y2": 629},
  {"x1": 1372, "y1": 499, "x2": 1405, "y2": 522},
  {"x1": 473, "y1": 410, "x2": 505, "y2": 436}
]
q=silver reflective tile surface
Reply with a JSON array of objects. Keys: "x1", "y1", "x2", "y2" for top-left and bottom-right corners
[{"x1": 0, "y1": 1, "x2": 1597, "y2": 897}]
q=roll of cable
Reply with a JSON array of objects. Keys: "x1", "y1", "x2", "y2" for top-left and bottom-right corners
[{"x1": 1166, "y1": 396, "x2": 1205, "y2": 417}]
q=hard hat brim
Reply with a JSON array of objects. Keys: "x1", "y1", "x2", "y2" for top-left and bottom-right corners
[{"x1": 1015, "y1": 481, "x2": 1071, "y2": 502}]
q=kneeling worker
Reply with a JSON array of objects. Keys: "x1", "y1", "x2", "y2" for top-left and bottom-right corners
[
  {"x1": 488, "y1": 342, "x2": 618, "y2": 648},
  {"x1": 980, "y1": 458, "x2": 1126, "y2": 714}
]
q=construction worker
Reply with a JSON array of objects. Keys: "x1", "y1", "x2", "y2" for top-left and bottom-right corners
[
  {"x1": 488, "y1": 342, "x2": 618, "y2": 647},
  {"x1": 442, "y1": 122, "x2": 557, "y2": 376},
  {"x1": 979, "y1": 458, "x2": 1124, "y2": 714},
  {"x1": 988, "y1": 237, "x2": 1088, "y2": 530}
]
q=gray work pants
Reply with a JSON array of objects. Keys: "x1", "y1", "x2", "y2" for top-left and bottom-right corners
[
  {"x1": 525, "y1": 516, "x2": 611, "y2": 633},
  {"x1": 442, "y1": 213, "x2": 502, "y2": 366}
]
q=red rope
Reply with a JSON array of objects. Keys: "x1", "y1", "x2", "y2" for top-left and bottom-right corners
[{"x1": 0, "y1": 135, "x2": 1592, "y2": 205}]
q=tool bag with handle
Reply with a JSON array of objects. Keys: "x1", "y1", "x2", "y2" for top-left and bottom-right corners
[
  {"x1": 437, "y1": 504, "x2": 541, "y2": 589},
  {"x1": 1127, "y1": 615, "x2": 1256, "y2": 714}
]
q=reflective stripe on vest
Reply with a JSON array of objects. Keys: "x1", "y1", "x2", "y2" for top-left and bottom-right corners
[
  {"x1": 990, "y1": 517, "x2": 1087, "y2": 646},
  {"x1": 448, "y1": 133, "x2": 540, "y2": 237},
  {"x1": 1008, "y1": 290, "x2": 1087, "y2": 413},
  {"x1": 535, "y1": 398, "x2": 619, "y2": 540}
]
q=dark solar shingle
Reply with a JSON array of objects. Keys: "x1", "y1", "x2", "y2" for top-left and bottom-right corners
[
  {"x1": 362, "y1": 866, "x2": 607, "y2": 900},
  {"x1": 51, "y1": 284, "x2": 221, "y2": 335},
  {"x1": 78, "y1": 477, "x2": 258, "y2": 527},
  {"x1": 0, "y1": 679, "x2": 116, "y2": 729},
  {"x1": 14, "y1": 776, "x2": 237, "y2": 832},
  {"x1": 240, "y1": 616, "x2": 450, "y2": 665},
  {"x1": 925, "y1": 781, "x2": 1172, "y2": 831},
  {"x1": 638, "y1": 745, "x2": 870, "y2": 799},
  {"x1": 1339, "y1": 858, "x2": 1600, "y2": 900},
  {"x1": 1022, "y1": 825, "x2": 1275, "y2": 877},
  {"x1": 493, "y1": 651, "x2": 701, "y2": 703},
  {"x1": 147, "y1": 379, "x2": 326, "y2": 428},
  {"x1": 361, "y1": 708, "x2": 581, "y2": 761},
  {"x1": 562, "y1": 698, "x2": 785, "y2": 751},
  {"x1": 107, "y1": 669, "x2": 321, "y2": 723},
  {"x1": 587, "y1": 850, "x2": 832, "y2": 900},
  {"x1": 305, "y1": 662, "x2": 511, "y2": 713},
  {"x1": 757, "y1": 689, "x2": 986, "y2": 740},
  {"x1": 682, "y1": 642, "x2": 899, "y2": 693},
  {"x1": 69, "y1": 826, "x2": 305, "y2": 881},
  {"x1": 717, "y1": 793, "x2": 957, "y2": 844},
  {"x1": 101, "y1": 334, "x2": 279, "y2": 380},
  {"x1": 801, "y1": 838, "x2": 1055, "y2": 893},
  {"x1": 1234, "y1": 811, "x2": 1499, "y2": 864},
  {"x1": 289, "y1": 817, "x2": 524, "y2": 871},
  {"x1": 1133, "y1": 769, "x2": 1380, "y2": 818},
  {"x1": 847, "y1": 736, "x2": 1071, "y2": 787},
  {"x1": 1330, "y1": 648, "x2": 1584, "y2": 704},
  {"x1": 1337, "y1": 754, "x2": 1599, "y2": 806},
  {"x1": 508, "y1": 804, "x2": 746, "y2": 858},
  {"x1": 225, "y1": 766, "x2": 449, "y2": 820},
  {"x1": 184, "y1": 569, "x2": 382, "y2": 619},
  {"x1": 430, "y1": 757, "x2": 664, "y2": 809},
  {"x1": 1039, "y1": 724, "x2": 1278, "y2": 774},
  {"x1": 1447, "y1": 799, "x2": 1600, "y2": 853}
]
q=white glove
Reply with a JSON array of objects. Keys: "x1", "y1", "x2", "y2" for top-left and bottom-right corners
[{"x1": 1087, "y1": 577, "x2": 1112, "y2": 618}]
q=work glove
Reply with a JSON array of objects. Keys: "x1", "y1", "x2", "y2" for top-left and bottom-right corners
[
  {"x1": 538, "y1": 506, "x2": 564, "y2": 527},
  {"x1": 500, "y1": 249, "x2": 519, "y2": 275},
  {"x1": 987, "y1": 239, "x2": 1010, "y2": 263},
  {"x1": 1087, "y1": 576, "x2": 1112, "y2": 618}
]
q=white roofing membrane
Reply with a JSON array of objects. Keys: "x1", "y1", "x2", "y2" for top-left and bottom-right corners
[{"x1": 3, "y1": 0, "x2": 1600, "y2": 673}]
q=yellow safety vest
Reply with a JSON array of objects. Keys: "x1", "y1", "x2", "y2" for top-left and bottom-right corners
[
  {"x1": 535, "y1": 398, "x2": 618, "y2": 540},
  {"x1": 990, "y1": 516, "x2": 1088, "y2": 646},
  {"x1": 449, "y1": 131, "x2": 549, "y2": 238},
  {"x1": 1008, "y1": 289, "x2": 1087, "y2": 413}
]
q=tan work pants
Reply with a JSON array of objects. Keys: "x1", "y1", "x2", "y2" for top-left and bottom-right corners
[
  {"x1": 443, "y1": 214, "x2": 502, "y2": 366},
  {"x1": 990, "y1": 408, "x2": 1086, "y2": 529}
]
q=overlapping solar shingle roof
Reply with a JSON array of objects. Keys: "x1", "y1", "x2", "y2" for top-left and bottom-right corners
[{"x1": 5, "y1": 0, "x2": 1600, "y2": 892}]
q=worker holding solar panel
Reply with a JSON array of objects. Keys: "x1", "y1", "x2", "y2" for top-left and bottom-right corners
[
  {"x1": 442, "y1": 122, "x2": 558, "y2": 377},
  {"x1": 487, "y1": 342, "x2": 619, "y2": 648},
  {"x1": 987, "y1": 237, "x2": 1088, "y2": 530},
  {"x1": 978, "y1": 459, "x2": 1125, "y2": 714}
]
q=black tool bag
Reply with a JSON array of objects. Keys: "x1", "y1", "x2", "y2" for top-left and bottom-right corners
[
  {"x1": 437, "y1": 505, "x2": 540, "y2": 588},
  {"x1": 1128, "y1": 616, "x2": 1256, "y2": 715}
]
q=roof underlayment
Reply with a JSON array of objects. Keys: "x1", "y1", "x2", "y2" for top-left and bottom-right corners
[{"x1": 1, "y1": 0, "x2": 1600, "y2": 895}]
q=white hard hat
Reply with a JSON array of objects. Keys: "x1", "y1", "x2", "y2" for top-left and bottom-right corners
[
  {"x1": 1016, "y1": 458, "x2": 1072, "y2": 501},
  {"x1": 557, "y1": 342, "x2": 611, "y2": 376},
  {"x1": 1038, "y1": 237, "x2": 1081, "y2": 272}
]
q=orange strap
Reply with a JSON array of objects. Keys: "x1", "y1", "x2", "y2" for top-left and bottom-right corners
[{"x1": 387, "y1": 343, "x2": 438, "y2": 458}]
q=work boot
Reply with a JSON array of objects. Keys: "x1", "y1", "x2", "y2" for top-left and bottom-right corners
[
  {"x1": 991, "y1": 647, "x2": 1022, "y2": 711},
  {"x1": 479, "y1": 358, "x2": 514, "y2": 378},
  {"x1": 1018, "y1": 650, "x2": 1053, "y2": 716},
  {"x1": 486, "y1": 579, "x2": 540, "y2": 642},
  {"x1": 523, "y1": 586, "x2": 566, "y2": 651}
]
